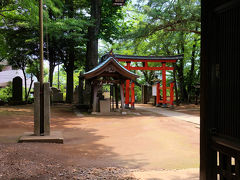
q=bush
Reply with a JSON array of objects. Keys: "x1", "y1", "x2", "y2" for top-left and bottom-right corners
[{"x1": 0, "y1": 85, "x2": 12, "y2": 103}]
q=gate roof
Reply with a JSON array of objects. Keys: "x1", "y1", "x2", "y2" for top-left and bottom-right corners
[{"x1": 83, "y1": 57, "x2": 139, "y2": 81}]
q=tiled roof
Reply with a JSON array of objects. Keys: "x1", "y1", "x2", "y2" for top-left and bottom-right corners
[
  {"x1": 85, "y1": 57, "x2": 136, "y2": 76},
  {"x1": 83, "y1": 57, "x2": 139, "y2": 80}
]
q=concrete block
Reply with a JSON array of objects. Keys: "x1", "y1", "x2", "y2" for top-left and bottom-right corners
[
  {"x1": 18, "y1": 131, "x2": 63, "y2": 144},
  {"x1": 100, "y1": 99, "x2": 110, "y2": 113},
  {"x1": 44, "y1": 83, "x2": 50, "y2": 135}
]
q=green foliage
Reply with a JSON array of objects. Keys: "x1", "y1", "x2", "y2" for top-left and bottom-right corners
[
  {"x1": 0, "y1": 85, "x2": 12, "y2": 102},
  {"x1": 99, "y1": 0, "x2": 129, "y2": 43},
  {"x1": 107, "y1": 0, "x2": 201, "y2": 103}
]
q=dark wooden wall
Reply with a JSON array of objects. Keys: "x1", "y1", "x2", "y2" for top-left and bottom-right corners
[{"x1": 201, "y1": 0, "x2": 240, "y2": 179}]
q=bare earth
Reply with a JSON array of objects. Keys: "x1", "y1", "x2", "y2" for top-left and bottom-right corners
[
  {"x1": 171, "y1": 104, "x2": 200, "y2": 116},
  {"x1": 0, "y1": 104, "x2": 199, "y2": 179}
]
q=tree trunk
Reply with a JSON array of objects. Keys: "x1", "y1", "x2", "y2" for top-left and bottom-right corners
[
  {"x1": 65, "y1": 0, "x2": 75, "y2": 103},
  {"x1": 65, "y1": 48, "x2": 74, "y2": 103},
  {"x1": 187, "y1": 40, "x2": 197, "y2": 102},
  {"x1": 187, "y1": 28, "x2": 198, "y2": 102},
  {"x1": 173, "y1": 63, "x2": 179, "y2": 105},
  {"x1": 177, "y1": 41, "x2": 188, "y2": 103},
  {"x1": 48, "y1": 36, "x2": 55, "y2": 87},
  {"x1": 85, "y1": 0, "x2": 102, "y2": 71},
  {"x1": 48, "y1": 62, "x2": 55, "y2": 87}
]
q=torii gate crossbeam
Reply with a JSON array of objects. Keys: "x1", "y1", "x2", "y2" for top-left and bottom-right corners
[{"x1": 112, "y1": 54, "x2": 183, "y2": 108}]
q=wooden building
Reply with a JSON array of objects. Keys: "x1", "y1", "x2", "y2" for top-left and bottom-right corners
[
  {"x1": 83, "y1": 56, "x2": 138, "y2": 112},
  {"x1": 201, "y1": 0, "x2": 240, "y2": 179}
]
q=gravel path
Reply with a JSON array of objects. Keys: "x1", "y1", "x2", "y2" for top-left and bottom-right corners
[
  {"x1": 136, "y1": 104, "x2": 200, "y2": 125},
  {"x1": 0, "y1": 144, "x2": 136, "y2": 180}
]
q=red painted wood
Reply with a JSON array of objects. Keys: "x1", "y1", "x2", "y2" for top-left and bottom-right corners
[
  {"x1": 131, "y1": 82, "x2": 135, "y2": 107},
  {"x1": 162, "y1": 63, "x2": 167, "y2": 105},
  {"x1": 156, "y1": 82, "x2": 160, "y2": 105},
  {"x1": 125, "y1": 62, "x2": 131, "y2": 106},
  {"x1": 145, "y1": 62, "x2": 148, "y2": 68},
  {"x1": 127, "y1": 67, "x2": 174, "y2": 71},
  {"x1": 125, "y1": 80, "x2": 130, "y2": 105},
  {"x1": 117, "y1": 59, "x2": 177, "y2": 63},
  {"x1": 118, "y1": 57, "x2": 176, "y2": 107}
]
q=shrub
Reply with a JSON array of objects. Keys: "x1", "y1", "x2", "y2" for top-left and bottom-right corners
[{"x1": 0, "y1": 85, "x2": 12, "y2": 103}]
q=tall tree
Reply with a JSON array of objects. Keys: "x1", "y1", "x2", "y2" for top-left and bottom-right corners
[
  {"x1": 85, "y1": 0, "x2": 102, "y2": 72},
  {"x1": 45, "y1": 0, "x2": 89, "y2": 103}
]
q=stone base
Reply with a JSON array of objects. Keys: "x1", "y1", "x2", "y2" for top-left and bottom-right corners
[
  {"x1": 18, "y1": 131, "x2": 63, "y2": 144},
  {"x1": 124, "y1": 104, "x2": 130, "y2": 109},
  {"x1": 100, "y1": 99, "x2": 110, "y2": 113}
]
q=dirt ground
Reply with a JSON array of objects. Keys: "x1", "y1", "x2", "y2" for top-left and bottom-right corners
[
  {"x1": 0, "y1": 104, "x2": 199, "y2": 179},
  {"x1": 170, "y1": 103, "x2": 200, "y2": 116}
]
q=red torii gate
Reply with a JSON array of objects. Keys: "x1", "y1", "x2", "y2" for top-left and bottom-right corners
[{"x1": 112, "y1": 54, "x2": 183, "y2": 108}]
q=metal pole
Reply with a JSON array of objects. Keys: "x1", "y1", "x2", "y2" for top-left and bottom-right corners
[{"x1": 39, "y1": 0, "x2": 44, "y2": 135}]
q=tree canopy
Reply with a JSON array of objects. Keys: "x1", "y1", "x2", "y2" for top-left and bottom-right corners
[{"x1": 0, "y1": 0, "x2": 200, "y2": 104}]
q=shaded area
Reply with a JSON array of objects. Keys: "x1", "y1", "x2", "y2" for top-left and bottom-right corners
[{"x1": 0, "y1": 104, "x2": 199, "y2": 179}]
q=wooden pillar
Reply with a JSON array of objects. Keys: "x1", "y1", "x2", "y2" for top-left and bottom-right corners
[
  {"x1": 121, "y1": 83, "x2": 125, "y2": 95},
  {"x1": 125, "y1": 80, "x2": 130, "y2": 108},
  {"x1": 92, "y1": 85, "x2": 98, "y2": 112},
  {"x1": 120, "y1": 83, "x2": 125, "y2": 109},
  {"x1": 131, "y1": 82, "x2": 135, "y2": 109},
  {"x1": 162, "y1": 62, "x2": 167, "y2": 107},
  {"x1": 110, "y1": 85, "x2": 114, "y2": 111},
  {"x1": 170, "y1": 82, "x2": 174, "y2": 106},
  {"x1": 78, "y1": 74, "x2": 84, "y2": 104},
  {"x1": 125, "y1": 62, "x2": 131, "y2": 109},
  {"x1": 156, "y1": 82, "x2": 160, "y2": 106},
  {"x1": 115, "y1": 85, "x2": 119, "y2": 109}
]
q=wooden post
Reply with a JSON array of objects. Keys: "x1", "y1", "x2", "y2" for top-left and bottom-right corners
[
  {"x1": 125, "y1": 62, "x2": 131, "y2": 108},
  {"x1": 156, "y1": 82, "x2": 160, "y2": 106},
  {"x1": 115, "y1": 85, "x2": 119, "y2": 109},
  {"x1": 121, "y1": 83, "x2": 125, "y2": 95},
  {"x1": 110, "y1": 85, "x2": 114, "y2": 111},
  {"x1": 92, "y1": 85, "x2": 98, "y2": 112},
  {"x1": 131, "y1": 82, "x2": 135, "y2": 109},
  {"x1": 162, "y1": 62, "x2": 167, "y2": 107},
  {"x1": 120, "y1": 84, "x2": 125, "y2": 109}
]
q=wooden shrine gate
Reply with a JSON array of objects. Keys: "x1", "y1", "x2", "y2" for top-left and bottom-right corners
[{"x1": 112, "y1": 54, "x2": 183, "y2": 108}]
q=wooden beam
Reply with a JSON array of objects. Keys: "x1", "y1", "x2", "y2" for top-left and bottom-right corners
[
  {"x1": 117, "y1": 59, "x2": 177, "y2": 63},
  {"x1": 124, "y1": 66, "x2": 174, "y2": 71}
]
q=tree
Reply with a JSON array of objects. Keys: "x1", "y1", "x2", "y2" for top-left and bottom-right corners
[
  {"x1": 0, "y1": 0, "x2": 40, "y2": 102},
  {"x1": 85, "y1": 0, "x2": 128, "y2": 71},
  {"x1": 85, "y1": 0, "x2": 102, "y2": 72},
  {"x1": 108, "y1": 0, "x2": 201, "y2": 103},
  {"x1": 48, "y1": 0, "x2": 89, "y2": 103}
]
